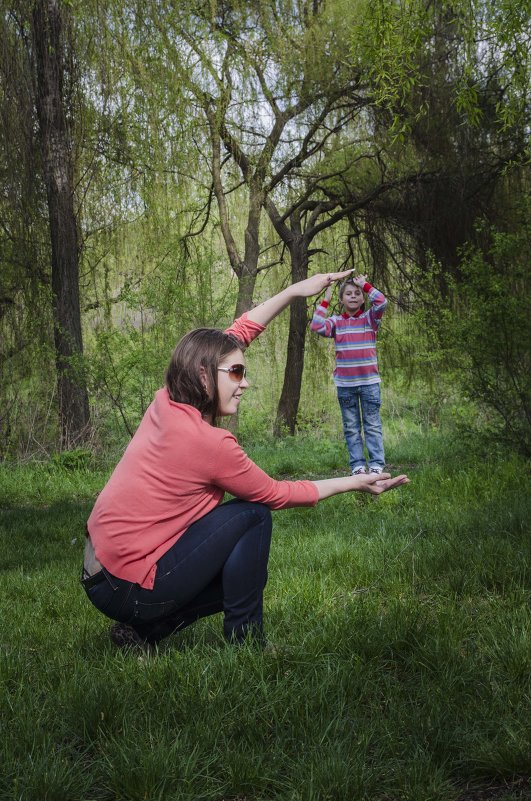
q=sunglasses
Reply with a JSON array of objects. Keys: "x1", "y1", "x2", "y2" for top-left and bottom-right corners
[{"x1": 217, "y1": 364, "x2": 247, "y2": 382}]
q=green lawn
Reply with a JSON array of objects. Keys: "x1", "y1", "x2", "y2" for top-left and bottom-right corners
[{"x1": 0, "y1": 426, "x2": 529, "y2": 801}]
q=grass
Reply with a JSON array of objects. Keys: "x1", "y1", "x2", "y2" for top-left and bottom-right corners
[{"x1": 0, "y1": 422, "x2": 529, "y2": 801}]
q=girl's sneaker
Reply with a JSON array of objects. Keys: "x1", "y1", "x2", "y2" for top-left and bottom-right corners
[
  {"x1": 352, "y1": 466, "x2": 367, "y2": 475},
  {"x1": 369, "y1": 467, "x2": 383, "y2": 474}
]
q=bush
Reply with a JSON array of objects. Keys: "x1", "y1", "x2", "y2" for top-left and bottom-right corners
[
  {"x1": 50, "y1": 448, "x2": 93, "y2": 471},
  {"x1": 414, "y1": 212, "x2": 530, "y2": 455}
]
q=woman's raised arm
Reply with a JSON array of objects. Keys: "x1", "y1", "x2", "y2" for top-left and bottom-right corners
[{"x1": 246, "y1": 270, "x2": 353, "y2": 328}]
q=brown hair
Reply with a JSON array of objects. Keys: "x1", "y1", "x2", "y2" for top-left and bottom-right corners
[
  {"x1": 165, "y1": 328, "x2": 242, "y2": 424},
  {"x1": 339, "y1": 279, "x2": 365, "y2": 311}
]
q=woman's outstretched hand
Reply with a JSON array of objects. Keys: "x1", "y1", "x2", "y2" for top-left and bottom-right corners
[
  {"x1": 294, "y1": 270, "x2": 354, "y2": 298},
  {"x1": 355, "y1": 473, "x2": 410, "y2": 495},
  {"x1": 313, "y1": 471, "x2": 410, "y2": 501},
  {"x1": 246, "y1": 269, "x2": 354, "y2": 327}
]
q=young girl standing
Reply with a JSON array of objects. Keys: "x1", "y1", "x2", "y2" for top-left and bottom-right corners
[{"x1": 311, "y1": 274, "x2": 387, "y2": 475}]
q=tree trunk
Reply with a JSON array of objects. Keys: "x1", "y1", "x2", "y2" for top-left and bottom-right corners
[
  {"x1": 234, "y1": 267, "x2": 258, "y2": 319},
  {"x1": 32, "y1": 0, "x2": 89, "y2": 447},
  {"x1": 225, "y1": 185, "x2": 262, "y2": 433},
  {"x1": 234, "y1": 183, "x2": 262, "y2": 317},
  {"x1": 274, "y1": 237, "x2": 309, "y2": 436}
]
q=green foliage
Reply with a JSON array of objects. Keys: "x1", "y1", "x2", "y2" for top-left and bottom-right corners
[
  {"x1": 355, "y1": 0, "x2": 530, "y2": 135},
  {"x1": 413, "y1": 209, "x2": 531, "y2": 455},
  {"x1": 85, "y1": 230, "x2": 238, "y2": 438},
  {"x1": 50, "y1": 448, "x2": 93, "y2": 472},
  {"x1": 354, "y1": 0, "x2": 433, "y2": 135}
]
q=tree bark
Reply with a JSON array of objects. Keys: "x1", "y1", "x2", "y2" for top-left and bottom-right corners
[
  {"x1": 32, "y1": 0, "x2": 89, "y2": 447},
  {"x1": 207, "y1": 116, "x2": 261, "y2": 319},
  {"x1": 274, "y1": 234, "x2": 309, "y2": 436},
  {"x1": 234, "y1": 184, "x2": 262, "y2": 317}
]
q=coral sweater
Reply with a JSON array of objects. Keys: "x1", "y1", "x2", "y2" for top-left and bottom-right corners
[{"x1": 87, "y1": 313, "x2": 319, "y2": 589}]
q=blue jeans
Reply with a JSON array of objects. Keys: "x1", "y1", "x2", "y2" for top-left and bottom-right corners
[
  {"x1": 81, "y1": 499, "x2": 272, "y2": 645},
  {"x1": 337, "y1": 384, "x2": 385, "y2": 472}
]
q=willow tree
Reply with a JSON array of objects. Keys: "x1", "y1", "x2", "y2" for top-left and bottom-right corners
[
  {"x1": 1, "y1": 1, "x2": 90, "y2": 449},
  {"x1": 31, "y1": 0, "x2": 90, "y2": 445},
  {"x1": 0, "y1": 4, "x2": 49, "y2": 454},
  {"x1": 269, "y1": 0, "x2": 529, "y2": 432},
  {"x1": 329, "y1": 0, "x2": 530, "y2": 450},
  {"x1": 345, "y1": 0, "x2": 530, "y2": 278},
  {"x1": 139, "y1": 0, "x2": 394, "y2": 433},
  {"x1": 149, "y1": 0, "x2": 370, "y2": 318},
  {"x1": 265, "y1": 166, "x2": 423, "y2": 434}
]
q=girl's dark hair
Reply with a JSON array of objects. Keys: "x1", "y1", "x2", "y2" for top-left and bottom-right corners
[
  {"x1": 165, "y1": 328, "x2": 242, "y2": 424},
  {"x1": 339, "y1": 279, "x2": 365, "y2": 312}
]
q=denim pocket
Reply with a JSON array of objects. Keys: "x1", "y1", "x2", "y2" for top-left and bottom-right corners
[
  {"x1": 84, "y1": 577, "x2": 114, "y2": 614},
  {"x1": 85, "y1": 576, "x2": 134, "y2": 621},
  {"x1": 131, "y1": 599, "x2": 176, "y2": 624}
]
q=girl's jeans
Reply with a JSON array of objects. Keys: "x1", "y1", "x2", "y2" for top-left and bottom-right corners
[
  {"x1": 337, "y1": 384, "x2": 385, "y2": 472},
  {"x1": 81, "y1": 499, "x2": 272, "y2": 645}
]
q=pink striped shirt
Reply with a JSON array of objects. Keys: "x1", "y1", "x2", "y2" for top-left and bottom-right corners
[
  {"x1": 310, "y1": 283, "x2": 387, "y2": 386},
  {"x1": 87, "y1": 313, "x2": 319, "y2": 588}
]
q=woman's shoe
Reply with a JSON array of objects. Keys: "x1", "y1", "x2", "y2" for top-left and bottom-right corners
[{"x1": 109, "y1": 622, "x2": 152, "y2": 653}]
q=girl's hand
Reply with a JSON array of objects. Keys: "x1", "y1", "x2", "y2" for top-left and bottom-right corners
[
  {"x1": 352, "y1": 274, "x2": 368, "y2": 288},
  {"x1": 294, "y1": 270, "x2": 353, "y2": 298},
  {"x1": 324, "y1": 283, "x2": 334, "y2": 302}
]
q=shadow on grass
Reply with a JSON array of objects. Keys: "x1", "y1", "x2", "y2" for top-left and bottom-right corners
[
  {"x1": 0, "y1": 500, "x2": 91, "y2": 573},
  {"x1": 456, "y1": 776, "x2": 530, "y2": 801}
]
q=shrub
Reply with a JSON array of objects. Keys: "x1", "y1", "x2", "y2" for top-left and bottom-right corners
[{"x1": 413, "y1": 212, "x2": 530, "y2": 455}]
